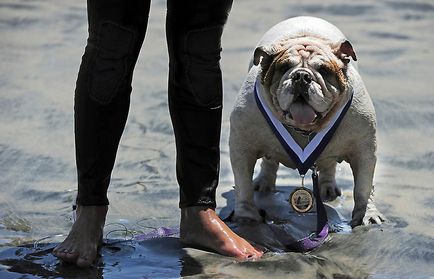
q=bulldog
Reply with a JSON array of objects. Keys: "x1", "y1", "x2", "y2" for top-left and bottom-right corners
[{"x1": 229, "y1": 16, "x2": 385, "y2": 227}]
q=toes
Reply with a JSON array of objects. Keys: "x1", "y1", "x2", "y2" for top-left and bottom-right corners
[
  {"x1": 65, "y1": 249, "x2": 79, "y2": 261},
  {"x1": 56, "y1": 250, "x2": 79, "y2": 262},
  {"x1": 252, "y1": 248, "x2": 264, "y2": 258},
  {"x1": 53, "y1": 246, "x2": 69, "y2": 258},
  {"x1": 362, "y1": 213, "x2": 386, "y2": 226},
  {"x1": 54, "y1": 245, "x2": 95, "y2": 266},
  {"x1": 362, "y1": 218, "x2": 371, "y2": 226},
  {"x1": 244, "y1": 241, "x2": 264, "y2": 258},
  {"x1": 238, "y1": 242, "x2": 264, "y2": 261},
  {"x1": 219, "y1": 238, "x2": 263, "y2": 261},
  {"x1": 244, "y1": 253, "x2": 260, "y2": 261},
  {"x1": 233, "y1": 249, "x2": 259, "y2": 261},
  {"x1": 369, "y1": 213, "x2": 387, "y2": 225},
  {"x1": 53, "y1": 242, "x2": 90, "y2": 264},
  {"x1": 372, "y1": 216, "x2": 382, "y2": 224},
  {"x1": 237, "y1": 249, "x2": 263, "y2": 261}
]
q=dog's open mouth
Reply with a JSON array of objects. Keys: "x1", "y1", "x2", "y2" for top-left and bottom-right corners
[{"x1": 283, "y1": 98, "x2": 321, "y2": 125}]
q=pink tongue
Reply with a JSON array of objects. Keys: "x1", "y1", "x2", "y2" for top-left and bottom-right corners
[{"x1": 289, "y1": 103, "x2": 317, "y2": 125}]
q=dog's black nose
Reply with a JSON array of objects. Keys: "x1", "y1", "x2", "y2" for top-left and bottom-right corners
[
  {"x1": 292, "y1": 69, "x2": 312, "y2": 85},
  {"x1": 292, "y1": 69, "x2": 312, "y2": 100}
]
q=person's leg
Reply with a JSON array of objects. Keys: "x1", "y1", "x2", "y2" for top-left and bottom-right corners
[
  {"x1": 166, "y1": 0, "x2": 262, "y2": 259},
  {"x1": 53, "y1": 0, "x2": 150, "y2": 267}
]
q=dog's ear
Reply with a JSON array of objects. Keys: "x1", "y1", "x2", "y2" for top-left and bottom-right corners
[
  {"x1": 254, "y1": 46, "x2": 277, "y2": 85},
  {"x1": 334, "y1": 40, "x2": 357, "y2": 64},
  {"x1": 254, "y1": 46, "x2": 273, "y2": 68}
]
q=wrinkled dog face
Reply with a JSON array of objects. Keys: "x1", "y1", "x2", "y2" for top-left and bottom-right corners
[{"x1": 254, "y1": 37, "x2": 357, "y2": 131}]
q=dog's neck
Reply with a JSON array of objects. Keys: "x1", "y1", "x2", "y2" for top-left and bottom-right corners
[{"x1": 285, "y1": 126, "x2": 313, "y2": 149}]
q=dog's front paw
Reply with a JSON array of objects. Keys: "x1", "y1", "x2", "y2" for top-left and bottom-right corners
[
  {"x1": 234, "y1": 202, "x2": 262, "y2": 223},
  {"x1": 351, "y1": 202, "x2": 386, "y2": 227},
  {"x1": 319, "y1": 180, "x2": 341, "y2": 202},
  {"x1": 363, "y1": 202, "x2": 386, "y2": 225}
]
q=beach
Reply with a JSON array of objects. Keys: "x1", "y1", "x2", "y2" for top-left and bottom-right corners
[{"x1": 1, "y1": 0, "x2": 434, "y2": 278}]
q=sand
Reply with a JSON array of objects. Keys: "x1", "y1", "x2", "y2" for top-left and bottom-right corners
[{"x1": 1, "y1": 0, "x2": 433, "y2": 278}]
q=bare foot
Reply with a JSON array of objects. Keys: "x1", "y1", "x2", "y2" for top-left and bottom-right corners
[
  {"x1": 180, "y1": 206, "x2": 263, "y2": 260},
  {"x1": 53, "y1": 205, "x2": 107, "y2": 267}
]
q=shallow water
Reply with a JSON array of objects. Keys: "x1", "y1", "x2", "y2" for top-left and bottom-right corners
[{"x1": 1, "y1": 0, "x2": 433, "y2": 278}]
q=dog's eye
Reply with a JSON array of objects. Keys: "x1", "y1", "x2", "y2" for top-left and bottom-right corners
[
  {"x1": 318, "y1": 66, "x2": 334, "y2": 77},
  {"x1": 277, "y1": 63, "x2": 291, "y2": 73},
  {"x1": 318, "y1": 66, "x2": 336, "y2": 79}
]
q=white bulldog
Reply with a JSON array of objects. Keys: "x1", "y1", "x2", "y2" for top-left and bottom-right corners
[{"x1": 229, "y1": 16, "x2": 385, "y2": 227}]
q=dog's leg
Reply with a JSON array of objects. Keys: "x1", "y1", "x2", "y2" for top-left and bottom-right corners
[
  {"x1": 349, "y1": 149, "x2": 385, "y2": 227},
  {"x1": 230, "y1": 141, "x2": 262, "y2": 222},
  {"x1": 318, "y1": 161, "x2": 341, "y2": 201},
  {"x1": 253, "y1": 158, "x2": 279, "y2": 192}
]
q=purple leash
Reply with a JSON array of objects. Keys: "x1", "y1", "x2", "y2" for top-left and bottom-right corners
[{"x1": 297, "y1": 169, "x2": 329, "y2": 251}]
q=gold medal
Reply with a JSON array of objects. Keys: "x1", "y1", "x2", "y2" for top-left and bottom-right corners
[
  {"x1": 289, "y1": 174, "x2": 314, "y2": 213},
  {"x1": 290, "y1": 187, "x2": 314, "y2": 213}
]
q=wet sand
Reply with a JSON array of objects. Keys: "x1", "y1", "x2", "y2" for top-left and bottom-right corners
[{"x1": 1, "y1": 0, "x2": 434, "y2": 278}]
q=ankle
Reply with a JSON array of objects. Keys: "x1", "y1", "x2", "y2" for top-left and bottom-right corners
[
  {"x1": 180, "y1": 206, "x2": 215, "y2": 236},
  {"x1": 75, "y1": 205, "x2": 108, "y2": 220},
  {"x1": 181, "y1": 206, "x2": 215, "y2": 218},
  {"x1": 181, "y1": 206, "x2": 217, "y2": 227}
]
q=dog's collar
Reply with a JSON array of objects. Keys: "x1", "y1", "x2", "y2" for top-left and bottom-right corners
[{"x1": 254, "y1": 80, "x2": 353, "y2": 175}]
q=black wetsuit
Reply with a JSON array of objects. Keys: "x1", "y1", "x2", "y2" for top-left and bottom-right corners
[{"x1": 74, "y1": 0, "x2": 233, "y2": 208}]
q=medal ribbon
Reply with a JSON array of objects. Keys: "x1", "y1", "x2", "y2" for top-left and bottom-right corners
[{"x1": 296, "y1": 170, "x2": 329, "y2": 250}]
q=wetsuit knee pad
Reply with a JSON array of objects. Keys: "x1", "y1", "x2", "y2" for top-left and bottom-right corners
[
  {"x1": 88, "y1": 21, "x2": 136, "y2": 105},
  {"x1": 185, "y1": 25, "x2": 224, "y2": 108}
]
